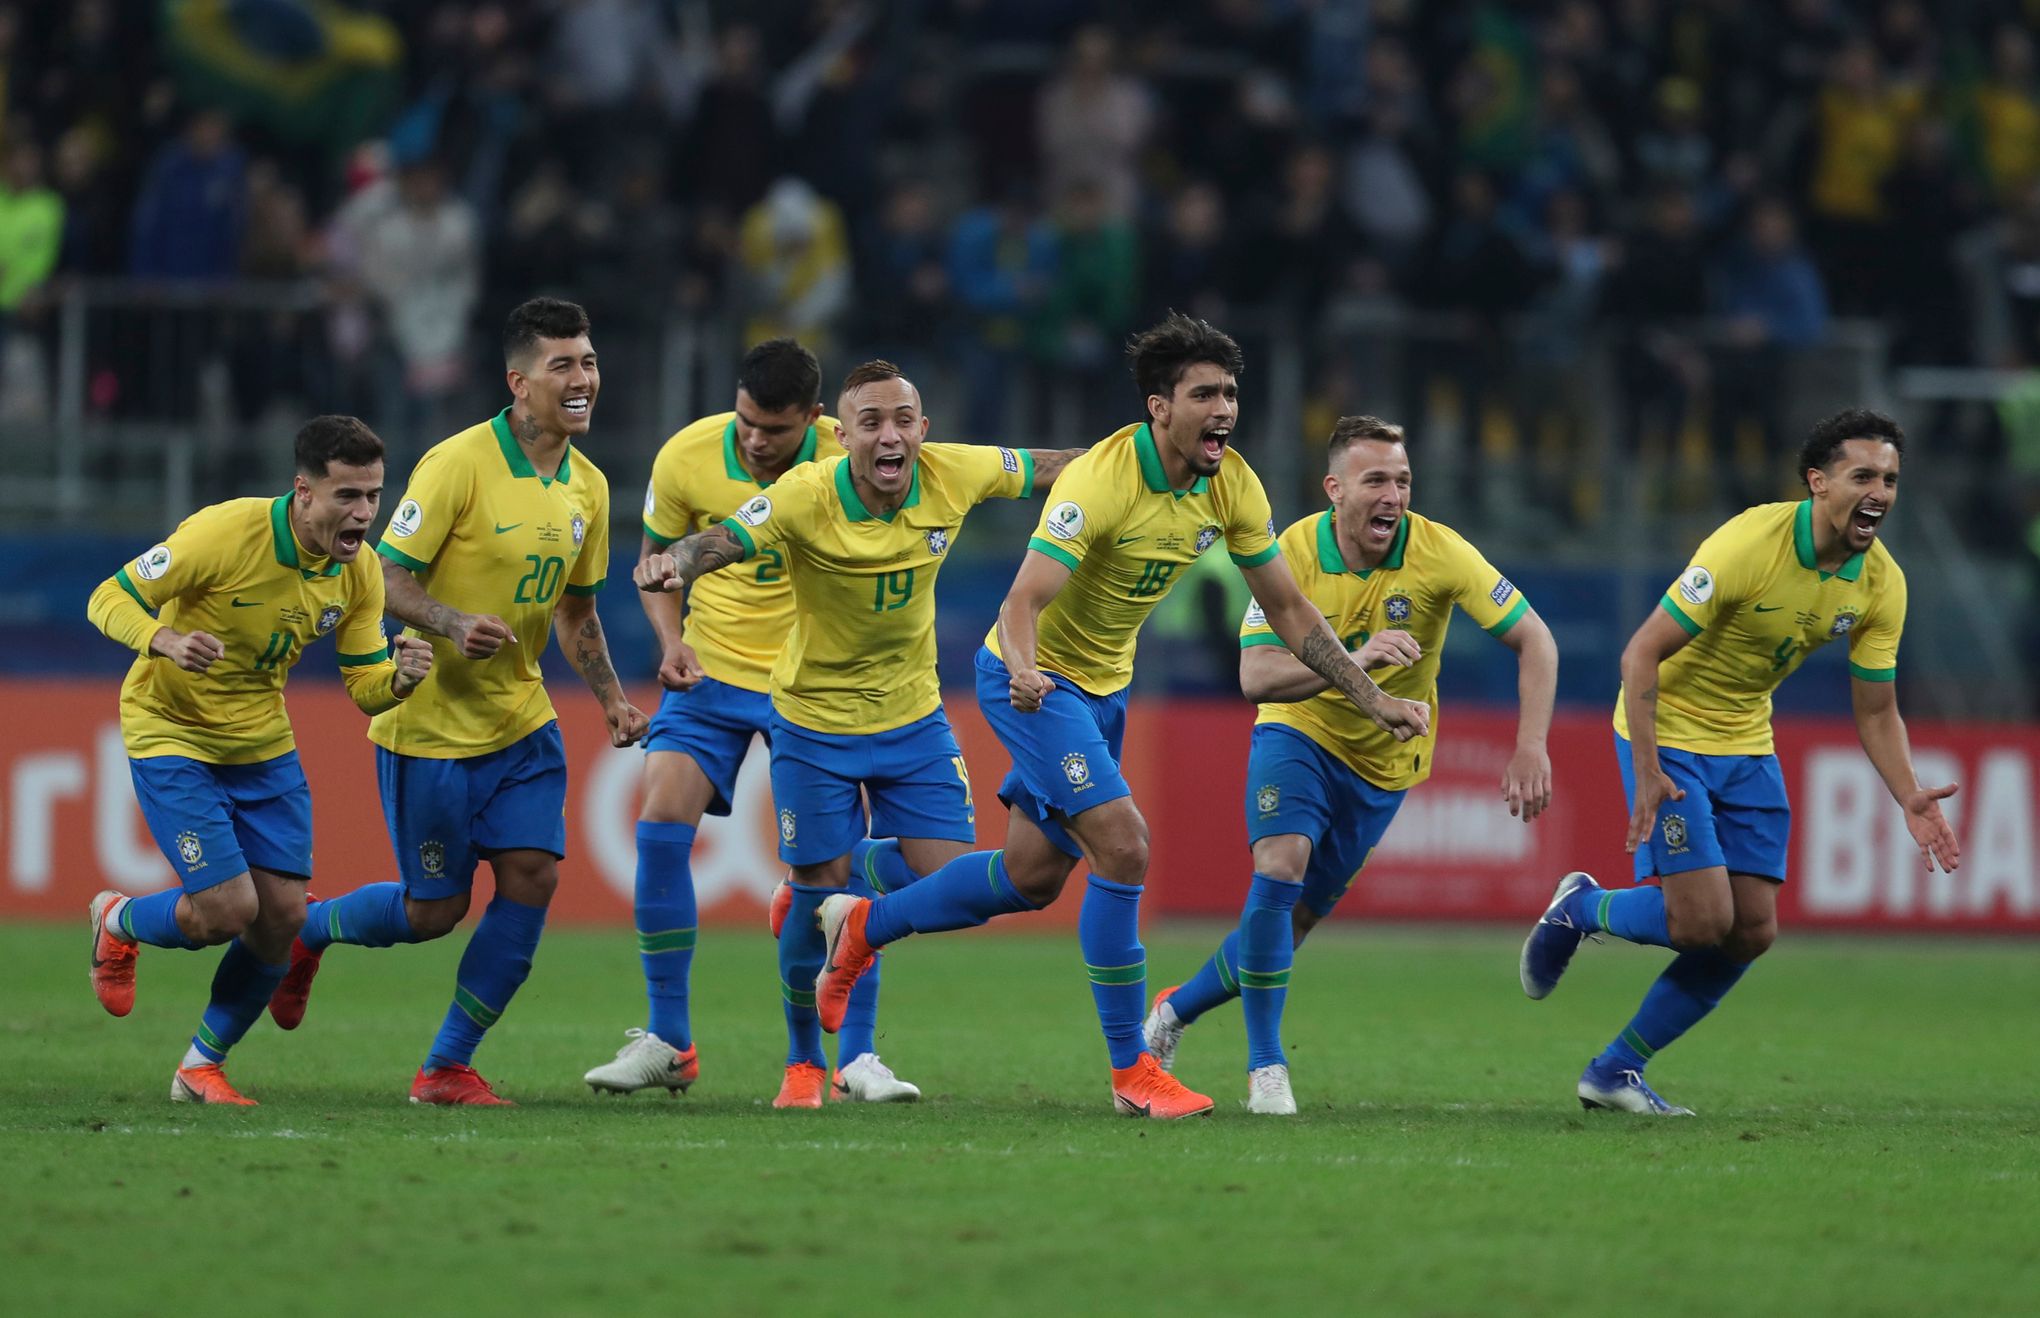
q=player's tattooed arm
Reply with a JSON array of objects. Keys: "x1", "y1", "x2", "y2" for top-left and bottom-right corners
[
  {"x1": 1241, "y1": 555, "x2": 1429, "y2": 741},
  {"x1": 554, "y1": 594, "x2": 648, "y2": 746},
  {"x1": 381, "y1": 558, "x2": 514, "y2": 660},
  {"x1": 1023, "y1": 447, "x2": 1087, "y2": 493},
  {"x1": 634, "y1": 524, "x2": 748, "y2": 593}
]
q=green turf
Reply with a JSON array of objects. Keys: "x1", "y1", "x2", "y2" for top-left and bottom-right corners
[{"x1": 3, "y1": 921, "x2": 2036, "y2": 1317}]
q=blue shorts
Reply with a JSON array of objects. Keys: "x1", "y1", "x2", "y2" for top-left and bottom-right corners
[
  {"x1": 377, "y1": 722, "x2": 569, "y2": 900},
  {"x1": 129, "y1": 752, "x2": 314, "y2": 891},
  {"x1": 768, "y1": 708, "x2": 976, "y2": 866},
  {"x1": 1616, "y1": 734, "x2": 1790, "y2": 882},
  {"x1": 643, "y1": 676, "x2": 772, "y2": 816},
  {"x1": 976, "y1": 646, "x2": 1132, "y2": 859},
  {"x1": 1245, "y1": 725, "x2": 1408, "y2": 919}
]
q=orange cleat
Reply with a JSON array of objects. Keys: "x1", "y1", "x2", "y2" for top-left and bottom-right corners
[
  {"x1": 267, "y1": 936, "x2": 323, "y2": 1030},
  {"x1": 88, "y1": 890, "x2": 138, "y2": 1018},
  {"x1": 767, "y1": 874, "x2": 792, "y2": 938},
  {"x1": 813, "y1": 894, "x2": 876, "y2": 1034},
  {"x1": 409, "y1": 1064, "x2": 516, "y2": 1106},
  {"x1": 1110, "y1": 1054, "x2": 1215, "y2": 1120},
  {"x1": 772, "y1": 1061, "x2": 828, "y2": 1109},
  {"x1": 171, "y1": 1063, "x2": 257, "y2": 1106}
]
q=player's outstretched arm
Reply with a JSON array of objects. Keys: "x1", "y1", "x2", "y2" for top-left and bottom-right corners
[
  {"x1": 1240, "y1": 555, "x2": 1429, "y2": 742},
  {"x1": 1241, "y1": 628, "x2": 1422, "y2": 704},
  {"x1": 1618, "y1": 607, "x2": 1695, "y2": 853},
  {"x1": 638, "y1": 532, "x2": 704, "y2": 691},
  {"x1": 1024, "y1": 447, "x2": 1086, "y2": 494},
  {"x1": 380, "y1": 558, "x2": 514, "y2": 660},
  {"x1": 553, "y1": 592, "x2": 648, "y2": 748},
  {"x1": 1851, "y1": 677, "x2": 1960, "y2": 872},
  {"x1": 634, "y1": 524, "x2": 748, "y2": 594},
  {"x1": 994, "y1": 549, "x2": 1073, "y2": 711},
  {"x1": 1496, "y1": 607, "x2": 1558, "y2": 820}
]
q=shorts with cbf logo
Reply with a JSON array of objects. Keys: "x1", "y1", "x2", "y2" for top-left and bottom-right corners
[
  {"x1": 1244, "y1": 725, "x2": 1407, "y2": 919},
  {"x1": 976, "y1": 645, "x2": 1133, "y2": 859},
  {"x1": 129, "y1": 751, "x2": 315, "y2": 891},
  {"x1": 766, "y1": 707, "x2": 976, "y2": 866},
  {"x1": 1615, "y1": 733, "x2": 1790, "y2": 882},
  {"x1": 643, "y1": 675, "x2": 772, "y2": 816},
  {"x1": 377, "y1": 721, "x2": 569, "y2": 900}
]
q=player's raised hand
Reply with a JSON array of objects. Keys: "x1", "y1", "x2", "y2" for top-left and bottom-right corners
[
  {"x1": 1503, "y1": 743, "x2": 1552, "y2": 821},
  {"x1": 390, "y1": 634, "x2": 433, "y2": 696},
  {"x1": 606, "y1": 698, "x2": 650, "y2": 748},
  {"x1": 1009, "y1": 666, "x2": 1056, "y2": 713},
  {"x1": 1902, "y1": 782, "x2": 1961, "y2": 872},
  {"x1": 1367, "y1": 695, "x2": 1430, "y2": 742},
  {"x1": 1624, "y1": 762, "x2": 1685, "y2": 854},
  {"x1": 150, "y1": 627, "x2": 225, "y2": 673},
  {"x1": 634, "y1": 553, "x2": 682, "y2": 593},
  {"x1": 1355, "y1": 629, "x2": 1422, "y2": 669},
  {"x1": 658, "y1": 639, "x2": 706, "y2": 691},
  {"x1": 452, "y1": 612, "x2": 514, "y2": 660}
]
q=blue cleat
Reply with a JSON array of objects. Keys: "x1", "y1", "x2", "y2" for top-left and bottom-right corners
[
  {"x1": 1519, "y1": 871, "x2": 1601, "y2": 1000},
  {"x1": 1577, "y1": 1059, "x2": 1694, "y2": 1116}
]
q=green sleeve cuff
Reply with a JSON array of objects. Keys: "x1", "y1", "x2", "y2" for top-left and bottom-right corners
[
  {"x1": 718, "y1": 518, "x2": 757, "y2": 561},
  {"x1": 642, "y1": 521, "x2": 675, "y2": 549},
  {"x1": 114, "y1": 567, "x2": 156, "y2": 615},
  {"x1": 337, "y1": 646, "x2": 390, "y2": 666},
  {"x1": 1019, "y1": 448, "x2": 1036, "y2": 495},
  {"x1": 1484, "y1": 594, "x2": 1530, "y2": 638},
  {"x1": 1027, "y1": 537, "x2": 1081, "y2": 572},
  {"x1": 1229, "y1": 543, "x2": 1281, "y2": 569},
  {"x1": 377, "y1": 541, "x2": 429, "y2": 572},
  {"x1": 1659, "y1": 594, "x2": 1702, "y2": 636},
  {"x1": 1849, "y1": 662, "x2": 1897, "y2": 682},
  {"x1": 563, "y1": 580, "x2": 605, "y2": 597},
  {"x1": 1239, "y1": 633, "x2": 1288, "y2": 650}
]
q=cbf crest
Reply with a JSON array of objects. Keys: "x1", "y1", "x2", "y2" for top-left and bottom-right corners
[
  {"x1": 571, "y1": 511, "x2": 587, "y2": 547},
  {"x1": 1194, "y1": 525, "x2": 1221, "y2": 554},
  {"x1": 1061, "y1": 752, "x2": 1091, "y2": 786},
  {"x1": 419, "y1": 839, "x2": 447, "y2": 877},
  {"x1": 926, "y1": 528, "x2": 949, "y2": 556},
  {"x1": 316, "y1": 604, "x2": 344, "y2": 635},
  {"x1": 779, "y1": 809, "x2": 797, "y2": 843},
  {"x1": 1661, "y1": 814, "x2": 1689, "y2": 852},
  {"x1": 1256, "y1": 784, "x2": 1280, "y2": 815},
  {"x1": 1384, "y1": 594, "x2": 1413, "y2": 624},
  {"x1": 176, "y1": 831, "x2": 204, "y2": 867},
  {"x1": 1829, "y1": 608, "x2": 1858, "y2": 639}
]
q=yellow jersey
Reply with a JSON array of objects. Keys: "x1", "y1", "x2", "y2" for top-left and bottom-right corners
[
  {"x1": 719, "y1": 443, "x2": 1034, "y2": 734},
  {"x1": 642, "y1": 412, "x2": 845, "y2": 691},
  {"x1": 372, "y1": 409, "x2": 611, "y2": 758},
  {"x1": 1616, "y1": 500, "x2": 1906, "y2": 756},
  {"x1": 85, "y1": 494, "x2": 402, "y2": 764},
  {"x1": 1239, "y1": 510, "x2": 1529, "y2": 791},
  {"x1": 987, "y1": 422, "x2": 1278, "y2": 696}
]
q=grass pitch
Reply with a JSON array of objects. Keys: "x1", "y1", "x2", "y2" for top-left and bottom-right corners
[{"x1": 3, "y1": 920, "x2": 2036, "y2": 1317}]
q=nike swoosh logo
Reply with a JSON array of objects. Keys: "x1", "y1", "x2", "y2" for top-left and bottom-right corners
[
  {"x1": 494, "y1": 523, "x2": 523, "y2": 534},
  {"x1": 1115, "y1": 534, "x2": 1142, "y2": 546},
  {"x1": 230, "y1": 597, "x2": 262, "y2": 608},
  {"x1": 1752, "y1": 604, "x2": 1782, "y2": 612}
]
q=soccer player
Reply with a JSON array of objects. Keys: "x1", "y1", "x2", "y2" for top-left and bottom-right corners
[
  {"x1": 83, "y1": 416, "x2": 431, "y2": 1105},
  {"x1": 1520, "y1": 408, "x2": 1959, "y2": 1115},
  {"x1": 580, "y1": 338, "x2": 919, "y2": 1106},
  {"x1": 1143, "y1": 415, "x2": 1559, "y2": 1113},
  {"x1": 635, "y1": 360, "x2": 1078, "y2": 1108},
  {"x1": 807, "y1": 314, "x2": 1432, "y2": 1120},
  {"x1": 278, "y1": 297, "x2": 648, "y2": 1106}
]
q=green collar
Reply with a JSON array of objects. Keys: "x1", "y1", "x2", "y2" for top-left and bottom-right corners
[
  {"x1": 269, "y1": 494, "x2": 344, "y2": 578},
  {"x1": 1134, "y1": 423, "x2": 1210, "y2": 498},
  {"x1": 1793, "y1": 499, "x2": 1865, "y2": 582},
  {"x1": 1317, "y1": 509, "x2": 1407, "y2": 578},
  {"x1": 491, "y1": 407, "x2": 573, "y2": 485},
  {"x1": 835, "y1": 454, "x2": 922, "y2": 523},
  {"x1": 722, "y1": 418, "x2": 818, "y2": 486}
]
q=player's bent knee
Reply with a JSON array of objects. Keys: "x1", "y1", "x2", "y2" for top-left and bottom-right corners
[
  {"x1": 1670, "y1": 907, "x2": 1734, "y2": 949},
  {"x1": 405, "y1": 895, "x2": 469, "y2": 941},
  {"x1": 490, "y1": 853, "x2": 560, "y2": 907},
  {"x1": 1725, "y1": 920, "x2": 1778, "y2": 962},
  {"x1": 188, "y1": 880, "x2": 260, "y2": 944}
]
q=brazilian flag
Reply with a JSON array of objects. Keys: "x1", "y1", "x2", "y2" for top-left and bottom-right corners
[{"x1": 163, "y1": 0, "x2": 402, "y2": 153}]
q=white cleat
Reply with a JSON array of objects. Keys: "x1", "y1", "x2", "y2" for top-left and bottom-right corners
[
  {"x1": 1142, "y1": 988, "x2": 1186, "y2": 1072},
  {"x1": 583, "y1": 1028, "x2": 699, "y2": 1095},
  {"x1": 1577, "y1": 1065, "x2": 1693, "y2": 1116},
  {"x1": 1245, "y1": 1064, "x2": 1297, "y2": 1115},
  {"x1": 833, "y1": 1052, "x2": 921, "y2": 1103}
]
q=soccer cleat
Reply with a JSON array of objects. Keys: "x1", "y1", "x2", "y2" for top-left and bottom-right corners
[
  {"x1": 1519, "y1": 871, "x2": 1603, "y2": 1000},
  {"x1": 833, "y1": 1053, "x2": 921, "y2": 1103},
  {"x1": 267, "y1": 936, "x2": 324, "y2": 1030},
  {"x1": 1142, "y1": 986, "x2": 1186, "y2": 1072},
  {"x1": 813, "y1": 894, "x2": 877, "y2": 1034},
  {"x1": 1577, "y1": 1060, "x2": 1694, "y2": 1116},
  {"x1": 772, "y1": 1061, "x2": 828, "y2": 1109},
  {"x1": 88, "y1": 890, "x2": 138, "y2": 1017},
  {"x1": 409, "y1": 1064, "x2": 516, "y2": 1106},
  {"x1": 1245, "y1": 1064, "x2": 1297, "y2": 1115},
  {"x1": 171, "y1": 1063, "x2": 257, "y2": 1106},
  {"x1": 767, "y1": 874, "x2": 792, "y2": 938},
  {"x1": 583, "y1": 1028, "x2": 699, "y2": 1095},
  {"x1": 1110, "y1": 1053, "x2": 1214, "y2": 1120}
]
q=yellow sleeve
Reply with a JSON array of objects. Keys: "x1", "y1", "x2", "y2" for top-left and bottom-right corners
[
  {"x1": 1222, "y1": 463, "x2": 1279, "y2": 568},
  {"x1": 1444, "y1": 530, "x2": 1531, "y2": 638},
  {"x1": 990, "y1": 445, "x2": 1035, "y2": 499},
  {"x1": 642, "y1": 441, "x2": 695, "y2": 547},
  {"x1": 336, "y1": 557, "x2": 401, "y2": 714},
  {"x1": 376, "y1": 446, "x2": 467, "y2": 573},
  {"x1": 1025, "y1": 462, "x2": 1117, "y2": 573},
  {"x1": 939, "y1": 442, "x2": 1034, "y2": 505},
  {"x1": 1238, "y1": 592, "x2": 1282, "y2": 649},
  {"x1": 718, "y1": 469, "x2": 818, "y2": 562},
  {"x1": 84, "y1": 510, "x2": 226, "y2": 654},
  {"x1": 1848, "y1": 564, "x2": 1906, "y2": 682},
  {"x1": 1656, "y1": 521, "x2": 1758, "y2": 637},
  {"x1": 566, "y1": 476, "x2": 611, "y2": 595}
]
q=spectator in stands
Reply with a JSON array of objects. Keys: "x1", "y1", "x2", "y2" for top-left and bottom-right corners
[
  {"x1": 1036, "y1": 24, "x2": 1151, "y2": 222},
  {"x1": 1708, "y1": 196, "x2": 1829, "y2": 500},
  {"x1": 854, "y1": 178, "x2": 950, "y2": 378},
  {"x1": 0, "y1": 134, "x2": 63, "y2": 375},
  {"x1": 1804, "y1": 37, "x2": 1917, "y2": 314},
  {"x1": 1032, "y1": 178, "x2": 1136, "y2": 437},
  {"x1": 1140, "y1": 179, "x2": 1239, "y2": 328},
  {"x1": 1974, "y1": 24, "x2": 2040, "y2": 205},
  {"x1": 1883, "y1": 116, "x2": 1979, "y2": 367},
  {"x1": 1603, "y1": 185, "x2": 1713, "y2": 459},
  {"x1": 735, "y1": 175, "x2": 851, "y2": 356},
  {"x1": 1632, "y1": 78, "x2": 1714, "y2": 191},
  {"x1": 128, "y1": 109, "x2": 246, "y2": 281},
  {"x1": 681, "y1": 24, "x2": 776, "y2": 211},
  {"x1": 1242, "y1": 141, "x2": 1367, "y2": 323},
  {"x1": 947, "y1": 186, "x2": 1054, "y2": 440},
  {"x1": 1342, "y1": 96, "x2": 1435, "y2": 277}
]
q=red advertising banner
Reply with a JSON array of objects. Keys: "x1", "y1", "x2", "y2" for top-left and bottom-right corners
[{"x1": 2, "y1": 679, "x2": 2035, "y2": 934}]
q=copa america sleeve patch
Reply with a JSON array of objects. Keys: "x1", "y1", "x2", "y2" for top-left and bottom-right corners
[
  {"x1": 1490, "y1": 578, "x2": 1515, "y2": 606},
  {"x1": 388, "y1": 499, "x2": 423, "y2": 539},
  {"x1": 1243, "y1": 600, "x2": 1266, "y2": 628},
  {"x1": 735, "y1": 494, "x2": 773, "y2": 527},
  {"x1": 1045, "y1": 501, "x2": 1085, "y2": 541},
  {"x1": 1675, "y1": 564, "x2": 1714, "y2": 605},
  {"x1": 643, "y1": 485, "x2": 656, "y2": 518},
  {"x1": 999, "y1": 447, "x2": 1019, "y2": 473},
  {"x1": 134, "y1": 543, "x2": 172, "y2": 580}
]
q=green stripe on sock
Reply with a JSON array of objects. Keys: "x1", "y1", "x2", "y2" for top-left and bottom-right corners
[
  {"x1": 1620, "y1": 1026, "x2": 1658, "y2": 1060},
  {"x1": 780, "y1": 980, "x2": 816, "y2": 1008},
  {"x1": 1215, "y1": 949, "x2": 1238, "y2": 995},
  {"x1": 1596, "y1": 891, "x2": 1613, "y2": 931},
  {"x1": 637, "y1": 927, "x2": 698, "y2": 954},
  {"x1": 195, "y1": 1022, "x2": 226, "y2": 1054},
  {"x1": 453, "y1": 984, "x2": 502, "y2": 1029},
  {"x1": 864, "y1": 844, "x2": 887, "y2": 895},
  {"x1": 1238, "y1": 967, "x2": 1291, "y2": 990},
  {"x1": 327, "y1": 903, "x2": 342, "y2": 943},
  {"x1": 985, "y1": 850, "x2": 1004, "y2": 898},
  {"x1": 1085, "y1": 961, "x2": 1145, "y2": 986},
  {"x1": 118, "y1": 900, "x2": 135, "y2": 939}
]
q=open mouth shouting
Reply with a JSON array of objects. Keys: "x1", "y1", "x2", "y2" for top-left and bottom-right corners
[
  {"x1": 1364, "y1": 508, "x2": 1401, "y2": 543},
  {"x1": 331, "y1": 527, "x2": 367, "y2": 560},
  {"x1": 1849, "y1": 501, "x2": 1886, "y2": 544},
  {"x1": 872, "y1": 449, "x2": 910, "y2": 487},
  {"x1": 1197, "y1": 425, "x2": 1230, "y2": 470}
]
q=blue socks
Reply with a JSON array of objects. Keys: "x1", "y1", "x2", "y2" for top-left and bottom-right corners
[
  {"x1": 862, "y1": 850, "x2": 1036, "y2": 947},
  {"x1": 119, "y1": 889, "x2": 199, "y2": 949},
  {"x1": 1597, "y1": 946, "x2": 1750, "y2": 1074},
  {"x1": 1169, "y1": 930, "x2": 1242, "y2": 1025},
  {"x1": 1238, "y1": 874, "x2": 1300, "y2": 1070},
  {"x1": 779, "y1": 882, "x2": 829, "y2": 1068},
  {"x1": 190, "y1": 938, "x2": 288, "y2": 1063},
  {"x1": 634, "y1": 821, "x2": 698, "y2": 1050},
  {"x1": 836, "y1": 872, "x2": 886, "y2": 1064},
  {"x1": 1080, "y1": 875, "x2": 1147, "y2": 1070},
  {"x1": 424, "y1": 893, "x2": 548, "y2": 1072},
  {"x1": 849, "y1": 837, "x2": 923, "y2": 895},
  {"x1": 301, "y1": 883, "x2": 416, "y2": 952},
  {"x1": 1576, "y1": 883, "x2": 1672, "y2": 948}
]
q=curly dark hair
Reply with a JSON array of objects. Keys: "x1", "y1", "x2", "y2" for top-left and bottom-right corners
[
  {"x1": 1797, "y1": 408, "x2": 1904, "y2": 488},
  {"x1": 503, "y1": 296, "x2": 592, "y2": 366},
  {"x1": 1127, "y1": 311, "x2": 1244, "y2": 404},
  {"x1": 294, "y1": 415, "x2": 384, "y2": 477}
]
